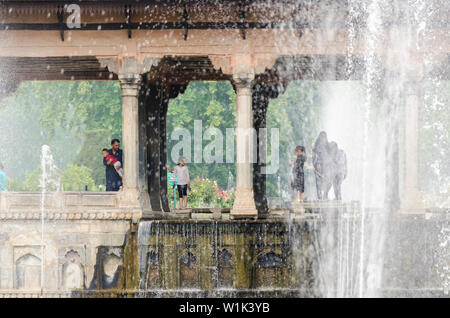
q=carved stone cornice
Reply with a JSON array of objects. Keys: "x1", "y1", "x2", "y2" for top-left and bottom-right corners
[
  {"x1": 0, "y1": 192, "x2": 141, "y2": 220},
  {"x1": 0, "y1": 209, "x2": 140, "y2": 221},
  {"x1": 0, "y1": 209, "x2": 141, "y2": 221},
  {"x1": 0, "y1": 5, "x2": 146, "y2": 16}
]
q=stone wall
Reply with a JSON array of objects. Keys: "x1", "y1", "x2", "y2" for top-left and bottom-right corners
[
  {"x1": 132, "y1": 220, "x2": 313, "y2": 292},
  {"x1": 0, "y1": 205, "x2": 447, "y2": 297},
  {"x1": 0, "y1": 192, "x2": 141, "y2": 220},
  {"x1": 0, "y1": 219, "x2": 130, "y2": 292}
]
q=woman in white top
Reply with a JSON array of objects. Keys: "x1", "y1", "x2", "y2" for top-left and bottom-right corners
[{"x1": 173, "y1": 157, "x2": 190, "y2": 209}]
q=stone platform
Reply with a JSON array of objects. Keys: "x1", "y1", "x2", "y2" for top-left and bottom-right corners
[{"x1": 0, "y1": 191, "x2": 448, "y2": 297}]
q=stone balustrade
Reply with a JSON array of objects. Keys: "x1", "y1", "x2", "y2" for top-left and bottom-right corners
[
  {"x1": 0, "y1": 191, "x2": 141, "y2": 220},
  {"x1": 0, "y1": 290, "x2": 73, "y2": 298}
]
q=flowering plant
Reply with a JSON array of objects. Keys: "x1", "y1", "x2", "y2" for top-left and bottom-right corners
[
  {"x1": 166, "y1": 176, "x2": 236, "y2": 208},
  {"x1": 217, "y1": 189, "x2": 235, "y2": 208}
]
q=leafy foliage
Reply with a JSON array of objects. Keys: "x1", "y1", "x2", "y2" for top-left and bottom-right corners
[
  {"x1": 21, "y1": 166, "x2": 60, "y2": 192},
  {"x1": 266, "y1": 81, "x2": 323, "y2": 197},
  {"x1": 61, "y1": 165, "x2": 96, "y2": 191},
  {"x1": 0, "y1": 81, "x2": 121, "y2": 184},
  {"x1": 75, "y1": 129, "x2": 116, "y2": 186},
  {"x1": 167, "y1": 81, "x2": 236, "y2": 189},
  {"x1": 167, "y1": 176, "x2": 235, "y2": 209},
  {"x1": 5, "y1": 164, "x2": 96, "y2": 192},
  {"x1": 0, "y1": 78, "x2": 447, "y2": 207},
  {"x1": 188, "y1": 177, "x2": 218, "y2": 206},
  {"x1": 5, "y1": 177, "x2": 23, "y2": 191},
  {"x1": 419, "y1": 80, "x2": 450, "y2": 197}
]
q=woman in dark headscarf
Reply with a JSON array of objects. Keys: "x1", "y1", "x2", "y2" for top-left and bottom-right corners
[
  {"x1": 292, "y1": 146, "x2": 306, "y2": 202},
  {"x1": 312, "y1": 131, "x2": 329, "y2": 200}
]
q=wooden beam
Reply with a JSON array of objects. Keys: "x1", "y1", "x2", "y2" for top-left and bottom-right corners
[{"x1": 0, "y1": 21, "x2": 312, "y2": 31}]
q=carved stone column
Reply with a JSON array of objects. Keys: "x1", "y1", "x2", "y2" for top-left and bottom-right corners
[
  {"x1": 118, "y1": 74, "x2": 141, "y2": 206},
  {"x1": 99, "y1": 56, "x2": 160, "y2": 209},
  {"x1": 231, "y1": 71, "x2": 258, "y2": 218},
  {"x1": 400, "y1": 80, "x2": 424, "y2": 213}
]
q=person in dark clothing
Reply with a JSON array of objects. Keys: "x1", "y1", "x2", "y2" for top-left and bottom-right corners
[
  {"x1": 324, "y1": 141, "x2": 339, "y2": 200},
  {"x1": 104, "y1": 139, "x2": 123, "y2": 191},
  {"x1": 291, "y1": 146, "x2": 306, "y2": 202},
  {"x1": 312, "y1": 131, "x2": 329, "y2": 200},
  {"x1": 333, "y1": 147, "x2": 347, "y2": 201}
]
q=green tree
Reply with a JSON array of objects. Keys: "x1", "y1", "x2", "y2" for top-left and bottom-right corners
[
  {"x1": 0, "y1": 81, "x2": 122, "y2": 185},
  {"x1": 419, "y1": 80, "x2": 450, "y2": 197},
  {"x1": 266, "y1": 81, "x2": 322, "y2": 197},
  {"x1": 22, "y1": 166, "x2": 60, "y2": 192},
  {"x1": 75, "y1": 129, "x2": 116, "y2": 186},
  {"x1": 5, "y1": 177, "x2": 24, "y2": 191},
  {"x1": 167, "y1": 81, "x2": 236, "y2": 189},
  {"x1": 61, "y1": 165, "x2": 96, "y2": 191},
  {"x1": 188, "y1": 177, "x2": 218, "y2": 207}
]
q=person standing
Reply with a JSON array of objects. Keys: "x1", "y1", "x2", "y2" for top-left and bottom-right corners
[
  {"x1": 174, "y1": 157, "x2": 190, "y2": 209},
  {"x1": 0, "y1": 162, "x2": 5, "y2": 191},
  {"x1": 313, "y1": 131, "x2": 329, "y2": 200},
  {"x1": 291, "y1": 146, "x2": 306, "y2": 202},
  {"x1": 104, "y1": 139, "x2": 123, "y2": 191},
  {"x1": 333, "y1": 147, "x2": 347, "y2": 200}
]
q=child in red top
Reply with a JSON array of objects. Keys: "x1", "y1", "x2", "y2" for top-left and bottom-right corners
[{"x1": 102, "y1": 148, "x2": 123, "y2": 178}]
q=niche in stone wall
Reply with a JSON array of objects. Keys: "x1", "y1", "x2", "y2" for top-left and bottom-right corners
[
  {"x1": 101, "y1": 247, "x2": 123, "y2": 289},
  {"x1": 180, "y1": 251, "x2": 198, "y2": 288},
  {"x1": 15, "y1": 253, "x2": 41, "y2": 290},
  {"x1": 145, "y1": 250, "x2": 160, "y2": 288},
  {"x1": 217, "y1": 249, "x2": 234, "y2": 288},
  {"x1": 103, "y1": 254, "x2": 121, "y2": 284},
  {"x1": 255, "y1": 251, "x2": 284, "y2": 288},
  {"x1": 62, "y1": 250, "x2": 84, "y2": 290},
  {"x1": 89, "y1": 246, "x2": 123, "y2": 290}
]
